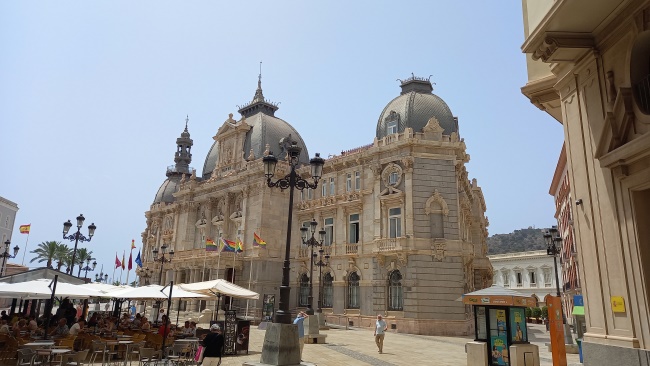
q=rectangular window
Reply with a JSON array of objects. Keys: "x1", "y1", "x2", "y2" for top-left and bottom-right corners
[
  {"x1": 346, "y1": 173, "x2": 352, "y2": 192},
  {"x1": 349, "y1": 214, "x2": 359, "y2": 244},
  {"x1": 307, "y1": 188, "x2": 313, "y2": 200},
  {"x1": 300, "y1": 190, "x2": 305, "y2": 201},
  {"x1": 530, "y1": 271, "x2": 536, "y2": 286},
  {"x1": 329, "y1": 177, "x2": 335, "y2": 196},
  {"x1": 321, "y1": 182, "x2": 327, "y2": 197},
  {"x1": 502, "y1": 271, "x2": 510, "y2": 287},
  {"x1": 516, "y1": 272, "x2": 523, "y2": 287},
  {"x1": 389, "y1": 172, "x2": 399, "y2": 185},
  {"x1": 355, "y1": 171, "x2": 361, "y2": 190},
  {"x1": 324, "y1": 218, "x2": 334, "y2": 246},
  {"x1": 543, "y1": 268, "x2": 552, "y2": 287},
  {"x1": 389, "y1": 208, "x2": 401, "y2": 238},
  {"x1": 387, "y1": 121, "x2": 398, "y2": 135}
]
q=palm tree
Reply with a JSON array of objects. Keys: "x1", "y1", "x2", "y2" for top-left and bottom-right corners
[
  {"x1": 29, "y1": 241, "x2": 61, "y2": 268},
  {"x1": 75, "y1": 248, "x2": 94, "y2": 277},
  {"x1": 54, "y1": 244, "x2": 71, "y2": 271}
]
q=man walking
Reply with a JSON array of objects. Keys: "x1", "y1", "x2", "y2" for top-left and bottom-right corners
[{"x1": 374, "y1": 314, "x2": 387, "y2": 354}]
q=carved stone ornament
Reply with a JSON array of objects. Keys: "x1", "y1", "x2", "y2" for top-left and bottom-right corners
[
  {"x1": 396, "y1": 252, "x2": 407, "y2": 267},
  {"x1": 425, "y1": 190, "x2": 449, "y2": 216},
  {"x1": 381, "y1": 163, "x2": 403, "y2": 188},
  {"x1": 433, "y1": 242, "x2": 446, "y2": 261}
]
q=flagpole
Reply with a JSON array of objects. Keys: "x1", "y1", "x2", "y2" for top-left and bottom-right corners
[
  {"x1": 112, "y1": 255, "x2": 117, "y2": 284},
  {"x1": 126, "y1": 248, "x2": 133, "y2": 286},
  {"x1": 245, "y1": 254, "x2": 254, "y2": 318},
  {"x1": 230, "y1": 247, "x2": 237, "y2": 308},
  {"x1": 120, "y1": 251, "x2": 125, "y2": 285},
  {"x1": 21, "y1": 232, "x2": 30, "y2": 266}
]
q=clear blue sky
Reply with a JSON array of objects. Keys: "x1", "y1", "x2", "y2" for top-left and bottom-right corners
[{"x1": 0, "y1": 1, "x2": 564, "y2": 273}]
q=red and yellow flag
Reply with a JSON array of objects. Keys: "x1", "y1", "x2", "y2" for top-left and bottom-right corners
[
  {"x1": 19, "y1": 224, "x2": 31, "y2": 234},
  {"x1": 121, "y1": 252, "x2": 126, "y2": 270},
  {"x1": 131, "y1": 239, "x2": 136, "y2": 250}
]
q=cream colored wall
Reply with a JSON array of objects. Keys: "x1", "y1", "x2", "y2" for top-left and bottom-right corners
[{"x1": 521, "y1": 0, "x2": 555, "y2": 37}]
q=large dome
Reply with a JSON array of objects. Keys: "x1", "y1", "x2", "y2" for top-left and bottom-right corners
[
  {"x1": 376, "y1": 76, "x2": 458, "y2": 139},
  {"x1": 153, "y1": 176, "x2": 180, "y2": 204},
  {"x1": 202, "y1": 77, "x2": 309, "y2": 179}
]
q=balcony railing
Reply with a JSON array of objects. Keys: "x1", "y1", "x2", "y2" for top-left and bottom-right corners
[
  {"x1": 346, "y1": 243, "x2": 359, "y2": 255},
  {"x1": 374, "y1": 237, "x2": 405, "y2": 252}
]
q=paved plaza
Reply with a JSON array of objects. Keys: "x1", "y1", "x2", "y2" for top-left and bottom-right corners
[{"x1": 213, "y1": 323, "x2": 582, "y2": 366}]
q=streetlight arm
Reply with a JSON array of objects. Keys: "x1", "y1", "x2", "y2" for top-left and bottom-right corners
[{"x1": 266, "y1": 173, "x2": 319, "y2": 191}]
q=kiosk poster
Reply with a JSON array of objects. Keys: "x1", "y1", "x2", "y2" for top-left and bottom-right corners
[
  {"x1": 490, "y1": 335, "x2": 509, "y2": 366},
  {"x1": 262, "y1": 294, "x2": 275, "y2": 322},
  {"x1": 496, "y1": 309, "x2": 506, "y2": 332},
  {"x1": 510, "y1": 308, "x2": 527, "y2": 342}
]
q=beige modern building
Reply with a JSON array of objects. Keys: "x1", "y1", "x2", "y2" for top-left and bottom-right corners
[
  {"x1": 521, "y1": 0, "x2": 650, "y2": 364},
  {"x1": 141, "y1": 75, "x2": 491, "y2": 336}
]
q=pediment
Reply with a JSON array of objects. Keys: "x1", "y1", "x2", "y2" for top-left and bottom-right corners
[{"x1": 595, "y1": 87, "x2": 635, "y2": 159}]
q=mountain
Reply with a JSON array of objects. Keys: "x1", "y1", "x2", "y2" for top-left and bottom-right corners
[{"x1": 487, "y1": 227, "x2": 547, "y2": 255}]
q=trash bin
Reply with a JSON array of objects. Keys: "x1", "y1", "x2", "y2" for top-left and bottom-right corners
[{"x1": 577, "y1": 338, "x2": 583, "y2": 363}]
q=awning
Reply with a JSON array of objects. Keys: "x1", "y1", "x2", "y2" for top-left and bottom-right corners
[
  {"x1": 179, "y1": 279, "x2": 259, "y2": 300},
  {"x1": 572, "y1": 306, "x2": 585, "y2": 316},
  {"x1": 459, "y1": 285, "x2": 537, "y2": 307},
  {"x1": 103, "y1": 284, "x2": 208, "y2": 300},
  {"x1": 0, "y1": 279, "x2": 102, "y2": 299}
]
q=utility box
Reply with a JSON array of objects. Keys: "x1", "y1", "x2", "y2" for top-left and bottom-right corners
[
  {"x1": 509, "y1": 344, "x2": 540, "y2": 366},
  {"x1": 466, "y1": 341, "x2": 488, "y2": 366}
]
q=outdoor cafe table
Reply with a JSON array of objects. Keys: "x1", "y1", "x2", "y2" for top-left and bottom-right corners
[
  {"x1": 22, "y1": 341, "x2": 55, "y2": 348},
  {"x1": 35, "y1": 348, "x2": 72, "y2": 366},
  {"x1": 105, "y1": 340, "x2": 134, "y2": 366}
]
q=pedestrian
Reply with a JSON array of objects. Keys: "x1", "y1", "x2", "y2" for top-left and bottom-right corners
[
  {"x1": 374, "y1": 314, "x2": 387, "y2": 354},
  {"x1": 293, "y1": 311, "x2": 307, "y2": 360},
  {"x1": 201, "y1": 323, "x2": 224, "y2": 366}
]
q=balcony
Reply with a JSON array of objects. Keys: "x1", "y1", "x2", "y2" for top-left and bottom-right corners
[
  {"x1": 345, "y1": 243, "x2": 359, "y2": 255},
  {"x1": 374, "y1": 237, "x2": 406, "y2": 253}
]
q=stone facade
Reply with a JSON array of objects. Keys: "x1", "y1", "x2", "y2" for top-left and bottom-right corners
[
  {"x1": 141, "y1": 76, "x2": 491, "y2": 336},
  {"x1": 0, "y1": 196, "x2": 18, "y2": 248},
  {"x1": 488, "y1": 250, "x2": 557, "y2": 306},
  {"x1": 521, "y1": 0, "x2": 650, "y2": 364}
]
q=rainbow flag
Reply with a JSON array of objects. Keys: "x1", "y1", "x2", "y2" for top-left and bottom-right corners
[
  {"x1": 221, "y1": 238, "x2": 237, "y2": 252},
  {"x1": 236, "y1": 238, "x2": 244, "y2": 253},
  {"x1": 206, "y1": 238, "x2": 219, "y2": 252},
  {"x1": 253, "y1": 233, "x2": 266, "y2": 247}
]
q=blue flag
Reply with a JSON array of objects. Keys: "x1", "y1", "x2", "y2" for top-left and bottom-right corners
[{"x1": 135, "y1": 251, "x2": 143, "y2": 268}]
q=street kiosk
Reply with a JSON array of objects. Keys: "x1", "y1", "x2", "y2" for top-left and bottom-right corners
[{"x1": 461, "y1": 285, "x2": 540, "y2": 366}]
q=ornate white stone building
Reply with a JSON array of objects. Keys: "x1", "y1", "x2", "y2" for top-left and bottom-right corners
[
  {"x1": 140, "y1": 75, "x2": 491, "y2": 336},
  {"x1": 488, "y1": 250, "x2": 557, "y2": 307}
]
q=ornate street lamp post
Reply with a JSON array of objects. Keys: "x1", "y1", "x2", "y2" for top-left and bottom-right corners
[
  {"x1": 0, "y1": 240, "x2": 20, "y2": 277},
  {"x1": 62, "y1": 214, "x2": 96, "y2": 277},
  {"x1": 263, "y1": 142, "x2": 324, "y2": 324},
  {"x1": 544, "y1": 225, "x2": 574, "y2": 345},
  {"x1": 81, "y1": 258, "x2": 97, "y2": 279},
  {"x1": 152, "y1": 244, "x2": 174, "y2": 286},
  {"x1": 313, "y1": 248, "x2": 330, "y2": 313},
  {"x1": 300, "y1": 219, "x2": 325, "y2": 315}
]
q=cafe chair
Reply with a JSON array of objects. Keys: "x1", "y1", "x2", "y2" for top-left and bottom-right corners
[
  {"x1": 62, "y1": 349, "x2": 89, "y2": 366},
  {"x1": 137, "y1": 348, "x2": 161, "y2": 366},
  {"x1": 15, "y1": 348, "x2": 41, "y2": 366}
]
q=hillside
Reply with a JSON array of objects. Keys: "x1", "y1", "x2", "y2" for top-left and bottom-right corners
[{"x1": 487, "y1": 227, "x2": 547, "y2": 255}]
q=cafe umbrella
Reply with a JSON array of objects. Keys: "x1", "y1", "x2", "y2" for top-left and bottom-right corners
[{"x1": 178, "y1": 279, "x2": 259, "y2": 321}]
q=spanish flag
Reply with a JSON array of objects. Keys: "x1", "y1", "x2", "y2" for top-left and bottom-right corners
[
  {"x1": 19, "y1": 224, "x2": 31, "y2": 234},
  {"x1": 121, "y1": 252, "x2": 126, "y2": 270},
  {"x1": 253, "y1": 232, "x2": 266, "y2": 248},
  {"x1": 131, "y1": 239, "x2": 136, "y2": 250}
]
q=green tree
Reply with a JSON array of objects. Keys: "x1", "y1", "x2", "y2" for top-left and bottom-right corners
[
  {"x1": 54, "y1": 243, "x2": 71, "y2": 271},
  {"x1": 532, "y1": 307, "x2": 542, "y2": 320},
  {"x1": 75, "y1": 248, "x2": 94, "y2": 277},
  {"x1": 29, "y1": 241, "x2": 62, "y2": 268},
  {"x1": 541, "y1": 306, "x2": 549, "y2": 319},
  {"x1": 525, "y1": 307, "x2": 532, "y2": 318}
]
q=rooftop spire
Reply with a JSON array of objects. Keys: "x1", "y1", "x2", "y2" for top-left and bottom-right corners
[
  {"x1": 185, "y1": 114, "x2": 189, "y2": 131},
  {"x1": 237, "y1": 62, "x2": 279, "y2": 118},
  {"x1": 253, "y1": 61, "x2": 264, "y2": 103}
]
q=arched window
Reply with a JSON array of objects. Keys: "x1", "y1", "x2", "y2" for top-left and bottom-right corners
[
  {"x1": 347, "y1": 272, "x2": 360, "y2": 309},
  {"x1": 322, "y1": 273, "x2": 333, "y2": 308},
  {"x1": 388, "y1": 270, "x2": 403, "y2": 311},
  {"x1": 631, "y1": 31, "x2": 650, "y2": 114},
  {"x1": 299, "y1": 273, "x2": 309, "y2": 307}
]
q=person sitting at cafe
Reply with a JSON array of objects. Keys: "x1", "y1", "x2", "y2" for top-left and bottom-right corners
[
  {"x1": 0, "y1": 310, "x2": 9, "y2": 321},
  {"x1": 12, "y1": 319, "x2": 28, "y2": 337},
  {"x1": 50, "y1": 318, "x2": 70, "y2": 337},
  {"x1": 119, "y1": 313, "x2": 131, "y2": 329},
  {"x1": 158, "y1": 316, "x2": 172, "y2": 337},
  {"x1": 0, "y1": 319, "x2": 9, "y2": 334},
  {"x1": 181, "y1": 321, "x2": 195, "y2": 337},
  {"x1": 141, "y1": 317, "x2": 151, "y2": 331},
  {"x1": 87, "y1": 313, "x2": 99, "y2": 328},
  {"x1": 69, "y1": 319, "x2": 85, "y2": 336},
  {"x1": 27, "y1": 315, "x2": 38, "y2": 331},
  {"x1": 132, "y1": 313, "x2": 142, "y2": 328}
]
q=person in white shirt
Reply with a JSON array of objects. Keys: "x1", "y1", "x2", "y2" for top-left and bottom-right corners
[
  {"x1": 374, "y1": 314, "x2": 388, "y2": 354},
  {"x1": 69, "y1": 319, "x2": 85, "y2": 336},
  {"x1": 182, "y1": 321, "x2": 195, "y2": 336}
]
